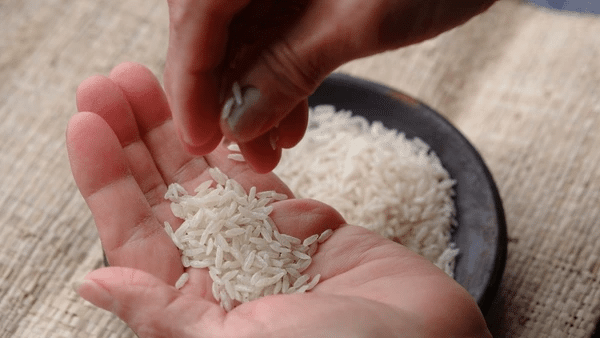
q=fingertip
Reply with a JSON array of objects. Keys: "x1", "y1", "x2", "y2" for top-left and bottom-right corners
[
  {"x1": 65, "y1": 110, "x2": 131, "y2": 201},
  {"x1": 276, "y1": 99, "x2": 309, "y2": 149},
  {"x1": 66, "y1": 112, "x2": 97, "y2": 145},
  {"x1": 66, "y1": 111, "x2": 112, "y2": 156},
  {"x1": 246, "y1": 151, "x2": 282, "y2": 174},
  {"x1": 165, "y1": 69, "x2": 224, "y2": 156},
  {"x1": 75, "y1": 74, "x2": 110, "y2": 112},
  {"x1": 219, "y1": 99, "x2": 308, "y2": 172},
  {"x1": 108, "y1": 62, "x2": 164, "y2": 103},
  {"x1": 177, "y1": 125, "x2": 224, "y2": 156},
  {"x1": 237, "y1": 133, "x2": 282, "y2": 174},
  {"x1": 75, "y1": 270, "x2": 116, "y2": 311},
  {"x1": 108, "y1": 61, "x2": 148, "y2": 80}
]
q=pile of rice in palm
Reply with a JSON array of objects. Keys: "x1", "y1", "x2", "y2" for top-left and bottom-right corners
[
  {"x1": 164, "y1": 105, "x2": 458, "y2": 312},
  {"x1": 164, "y1": 167, "x2": 332, "y2": 311}
]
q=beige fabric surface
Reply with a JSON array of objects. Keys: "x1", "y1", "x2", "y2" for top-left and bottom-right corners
[{"x1": 1, "y1": 0, "x2": 599, "y2": 336}]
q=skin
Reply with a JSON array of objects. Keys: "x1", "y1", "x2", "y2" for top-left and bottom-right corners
[
  {"x1": 163, "y1": 0, "x2": 498, "y2": 173},
  {"x1": 67, "y1": 62, "x2": 491, "y2": 338}
]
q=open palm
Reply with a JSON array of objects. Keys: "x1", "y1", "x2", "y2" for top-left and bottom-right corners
[{"x1": 67, "y1": 62, "x2": 490, "y2": 338}]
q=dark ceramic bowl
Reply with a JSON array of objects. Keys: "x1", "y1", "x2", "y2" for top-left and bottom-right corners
[{"x1": 308, "y1": 73, "x2": 507, "y2": 315}]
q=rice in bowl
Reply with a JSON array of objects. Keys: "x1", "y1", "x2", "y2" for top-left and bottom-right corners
[{"x1": 272, "y1": 105, "x2": 459, "y2": 276}]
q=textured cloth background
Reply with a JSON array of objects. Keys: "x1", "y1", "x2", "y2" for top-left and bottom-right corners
[{"x1": 1, "y1": 0, "x2": 599, "y2": 336}]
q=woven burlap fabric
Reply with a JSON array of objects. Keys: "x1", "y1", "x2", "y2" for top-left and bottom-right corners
[{"x1": 1, "y1": 0, "x2": 598, "y2": 336}]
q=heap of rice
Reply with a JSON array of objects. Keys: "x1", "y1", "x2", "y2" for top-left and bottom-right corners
[
  {"x1": 270, "y1": 105, "x2": 459, "y2": 276},
  {"x1": 165, "y1": 104, "x2": 459, "y2": 312},
  {"x1": 164, "y1": 167, "x2": 331, "y2": 311}
]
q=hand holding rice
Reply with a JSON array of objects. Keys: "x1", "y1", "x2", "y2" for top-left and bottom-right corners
[
  {"x1": 166, "y1": 106, "x2": 460, "y2": 315},
  {"x1": 70, "y1": 62, "x2": 491, "y2": 338},
  {"x1": 163, "y1": 104, "x2": 459, "y2": 315}
]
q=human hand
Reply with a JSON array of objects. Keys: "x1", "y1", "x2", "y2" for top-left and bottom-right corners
[
  {"x1": 164, "y1": 0, "x2": 497, "y2": 173},
  {"x1": 68, "y1": 62, "x2": 491, "y2": 338}
]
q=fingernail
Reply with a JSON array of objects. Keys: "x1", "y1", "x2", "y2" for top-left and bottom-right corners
[
  {"x1": 222, "y1": 87, "x2": 261, "y2": 135},
  {"x1": 178, "y1": 126, "x2": 221, "y2": 155},
  {"x1": 74, "y1": 279, "x2": 114, "y2": 310}
]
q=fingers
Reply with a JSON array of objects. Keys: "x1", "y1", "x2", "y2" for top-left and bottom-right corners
[
  {"x1": 66, "y1": 112, "x2": 182, "y2": 283},
  {"x1": 103, "y1": 63, "x2": 296, "y2": 211},
  {"x1": 108, "y1": 62, "x2": 212, "y2": 189},
  {"x1": 103, "y1": 62, "x2": 293, "y2": 197},
  {"x1": 236, "y1": 132, "x2": 282, "y2": 174},
  {"x1": 165, "y1": 0, "x2": 344, "y2": 164},
  {"x1": 163, "y1": 67, "x2": 223, "y2": 155},
  {"x1": 164, "y1": 0, "x2": 497, "y2": 174},
  {"x1": 166, "y1": 0, "x2": 251, "y2": 72},
  {"x1": 219, "y1": 99, "x2": 308, "y2": 173},
  {"x1": 108, "y1": 63, "x2": 172, "y2": 134},
  {"x1": 164, "y1": 0, "x2": 251, "y2": 154},
  {"x1": 77, "y1": 267, "x2": 223, "y2": 337},
  {"x1": 217, "y1": 0, "x2": 498, "y2": 145},
  {"x1": 76, "y1": 75, "x2": 140, "y2": 146},
  {"x1": 66, "y1": 112, "x2": 131, "y2": 200},
  {"x1": 218, "y1": 44, "x2": 326, "y2": 145},
  {"x1": 275, "y1": 99, "x2": 309, "y2": 149},
  {"x1": 76, "y1": 68, "x2": 169, "y2": 208}
]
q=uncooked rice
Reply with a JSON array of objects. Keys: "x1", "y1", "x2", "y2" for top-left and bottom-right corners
[
  {"x1": 164, "y1": 167, "x2": 328, "y2": 311},
  {"x1": 269, "y1": 105, "x2": 459, "y2": 276},
  {"x1": 166, "y1": 104, "x2": 460, "y2": 311}
]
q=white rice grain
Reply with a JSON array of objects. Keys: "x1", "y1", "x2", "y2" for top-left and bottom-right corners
[
  {"x1": 292, "y1": 250, "x2": 311, "y2": 260},
  {"x1": 306, "y1": 274, "x2": 321, "y2": 290},
  {"x1": 175, "y1": 272, "x2": 189, "y2": 289},
  {"x1": 227, "y1": 153, "x2": 246, "y2": 162},
  {"x1": 227, "y1": 143, "x2": 241, "y2": 152},
  {"x1": 318, "y1": 229, "x2": 333, "y2": 243},
  {"x1": 302, "y1": 234, "x2": 319, "y2": 247}
]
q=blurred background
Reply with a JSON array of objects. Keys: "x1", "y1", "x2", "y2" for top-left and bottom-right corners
[{"x1": 1, "y1": 0, "x2": 599, "y2": 337}]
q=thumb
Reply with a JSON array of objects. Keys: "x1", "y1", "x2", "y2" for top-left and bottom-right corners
[
  {"x1": 219, "y1": 7, "x2": 353, "y2": 144},
  {"x1": 76, "y1": 267, "x2": 219, "y2": 337}
]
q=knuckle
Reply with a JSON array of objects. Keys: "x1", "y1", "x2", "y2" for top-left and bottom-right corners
[{"x1": 261, "y1": 41, "x2": 325, "y2": 100}]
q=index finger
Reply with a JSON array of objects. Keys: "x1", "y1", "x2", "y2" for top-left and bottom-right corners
[{"x1": 164, "y1": 0, "x2": 251, "y2": 154}]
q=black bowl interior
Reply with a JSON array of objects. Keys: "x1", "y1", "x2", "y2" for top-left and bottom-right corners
[{"x1": 308, "y1": 73, "x2": 507, "y2": 315}]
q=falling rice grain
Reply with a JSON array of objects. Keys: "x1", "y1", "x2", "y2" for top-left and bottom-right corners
[{"x1": 175, "y1": 273, "x2": 189, "y2": 289}]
